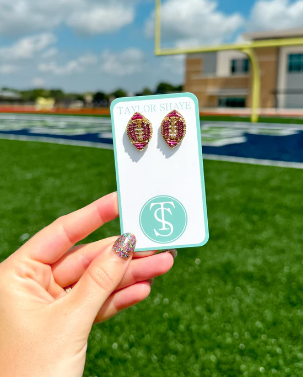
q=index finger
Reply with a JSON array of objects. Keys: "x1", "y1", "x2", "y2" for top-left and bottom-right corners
[{"x1": 18, "y1": 192, "x2": 119, "y2": 264}]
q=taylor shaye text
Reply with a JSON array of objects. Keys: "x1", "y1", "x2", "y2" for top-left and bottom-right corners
[{"x1": 115, "y1": 101, "x2": 192, "y2": 115}]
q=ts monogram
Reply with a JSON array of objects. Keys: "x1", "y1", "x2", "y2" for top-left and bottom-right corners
[
  {"x1": 150, "y1": 201, "x2": 175, "y2": 237},
  {"x1": 140, "y1": 195, "x2": 187, "y2": 244}
]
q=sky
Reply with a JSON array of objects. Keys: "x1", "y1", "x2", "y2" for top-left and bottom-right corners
[{"x1": 0, "y1": 0, "x2": 302, "y2": 93}]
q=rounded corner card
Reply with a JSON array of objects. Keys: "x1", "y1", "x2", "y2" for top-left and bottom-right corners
[{"x1": 110, "y1": 93, "x2": 209, "y2": 251}]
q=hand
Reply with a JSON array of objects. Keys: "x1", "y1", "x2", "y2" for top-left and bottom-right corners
[{"x1": 0, "y1": 192, "x2": 175, "y2": 377}]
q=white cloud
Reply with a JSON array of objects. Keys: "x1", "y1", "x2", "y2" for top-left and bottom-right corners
[
  {"x1": 100, "y1": 48, "x2": 145, "y2": 76},
  {"x1": 38, "y1": 60, "x2": 83, "y2": 75},
  {"x1": 33, "y1": 78, "x2": 45, "y2": 86},
  {"x1": 67, "y1": 5, "x2": 134, "y2": 36},
  {"x1": 0, "y1": 0, "x2": 135, "y2": 36},
  {"x1": 78, "y1": 53, "x2": 98, "y2": 65},
  {"x1": 0, "y1": 33, "x2": 56, "y2": 60},
  {"x1": 145, "y1": 0, "x2": 244, "y2": 47},
  {"x1": 162, "y1": 55, "x2": 185, "y2": 75},
  {"x1": 248, "y1": 0, "x2": 303, "y2": 31},
  {"x1": 42, "y1": 48, "x2": 58, "y2": 59},
  {"x1": 0, "y1": 0, "x2": 61, "y2": 35},
  {"x1": 38, "y1": 52, "x2": 98, "y2": 75},
  {"x1": 0, "y1": 64, "x2": 20, "y2": 74}
]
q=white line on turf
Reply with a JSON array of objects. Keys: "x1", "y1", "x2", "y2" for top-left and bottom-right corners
[
  {"x1": 1, "y1": 134, "x2": 302, "y2": 169},
  {"x1": 0, "y1": 113, "x2": 111, "y2": 124},
  {"x1": 0, "y1": 134, "x2": 113, "y2": 150},
  {"x1": 203, "y1": 154, "x2": 303, "y2": 169}
]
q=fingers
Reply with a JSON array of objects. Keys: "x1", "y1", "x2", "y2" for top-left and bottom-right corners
[
  {"x1": 65, "y1": 233, "x2": 136, "y2": 326},
  {"x1": 56, "y1": 250, "x2": 174, "y2": 301},
  {"x1": 19, "y1": 192, "x2": 119, "y2": 264},
  {"x1": 115, "y1": 251, "x2": 175, "y2": 290},
  {"x1": 52, "y1": 237, "x2": 117, "y2": 287},
  {"x1": 133, "y1": 250, "x2": 159, "y2": 258},
  {"x1": 52, "y1": 239, "x2": 160, "y2": 288},
  {"x1": 94, "y1": 281, "x2": 151, "y2": 323}
]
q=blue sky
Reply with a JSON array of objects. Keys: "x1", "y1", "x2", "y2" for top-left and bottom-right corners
[{"x1": 0, "y1": 0, "x2": 302, "y2": 93}]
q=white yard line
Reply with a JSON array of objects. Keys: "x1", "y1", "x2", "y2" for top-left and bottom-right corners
[
  {"x1": 202, "y1": 121, "x2": 303, "y2": 131},
  {"x1": 203, "y1": 154, "x2": 303, "y2": 169},
  {"x1": 1, "y1": 133, "x2": 302, "y2": 169},
  {"x1": 0, "y1": 113, "x2": 111, "y2": 124},
  {"x1": 0, "y1": 134, "x2": 113, "y2": 150}
]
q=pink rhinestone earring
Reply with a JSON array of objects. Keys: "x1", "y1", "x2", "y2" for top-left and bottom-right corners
[
  {"x1": 161, "y1": 110, "x2": 186, "y2": 149},
  {"x1": 127, "y1": 112, "x2": 153, "y2": 151}
]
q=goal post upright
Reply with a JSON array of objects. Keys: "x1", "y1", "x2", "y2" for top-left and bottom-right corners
[{"x1": 154, "y1": 0, "x2": 303, "y2": 122}]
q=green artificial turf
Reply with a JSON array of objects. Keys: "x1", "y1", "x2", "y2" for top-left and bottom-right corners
[{"x1": 0, "y1": 139, "x2": 302, "y2": 377}]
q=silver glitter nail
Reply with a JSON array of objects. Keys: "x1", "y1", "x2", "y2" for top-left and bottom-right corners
[{"x1": 113, "y1": 233, "x2": 136, "y2": 260}]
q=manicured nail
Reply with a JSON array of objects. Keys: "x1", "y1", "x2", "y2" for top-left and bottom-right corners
[
  {"x1": 167, "y1": 249, "x2": 178, "y2": 259},
  {"x1": 148, "y1": 278, "x2": 155, "y2": 286},
  {"x1": 113, "y1": 233, "x2": 136, "y2": 260},
  {"x1": 159, "y1": 249, "x2": 178, "y2": 258}
]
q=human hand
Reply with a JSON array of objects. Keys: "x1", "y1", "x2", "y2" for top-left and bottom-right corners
[{"x1": 0, "y1": 192, "x2": 175, "y2": 377}]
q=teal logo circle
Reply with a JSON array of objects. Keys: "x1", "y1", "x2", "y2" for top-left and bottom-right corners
[{"x1": 139, "y1": 195, "x2": 187, "y2": 244}]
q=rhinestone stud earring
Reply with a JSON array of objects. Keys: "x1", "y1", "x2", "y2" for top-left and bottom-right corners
[
  {"x1": 126, "y1": 112, "x2": 153, "y2": 151},
  {"x1": 161, "y1": 110, "x2": 186, "y2": 149}
]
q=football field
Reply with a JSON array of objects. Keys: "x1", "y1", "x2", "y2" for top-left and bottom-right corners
[
  {"x1": 0, "y1": 132, "x2": 302, "y2": 376},
  {"x1": 0, "y1": 113, "x2": 303, "y2": 168}
]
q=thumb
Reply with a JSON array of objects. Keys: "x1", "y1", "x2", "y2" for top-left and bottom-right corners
[{"x1": 65, "y1": 233, "x2": 136, "y2": 328}]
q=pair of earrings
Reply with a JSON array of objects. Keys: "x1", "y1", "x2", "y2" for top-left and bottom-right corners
[{"x1": 126, "y1": 110, "x2": 186, "y2": 151}]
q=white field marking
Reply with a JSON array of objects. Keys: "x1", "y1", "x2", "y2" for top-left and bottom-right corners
[
  {"x1": 0, "y1": 133, "x2": 302, "y2": 170},
  {"x1": 247, "y1": 129, "x2": 298, "y2": 136},
  {"x1": 200, "y1": 122, "x2": 301, "y2": 146},
  {"x1": 203, "y1": 154, "x2": 303, "y2": 169},
  {"x1": 201, "y1": 121, "x2": 303, "y2": 131},
  {"x1": 201, "y1": 123, "x2": 300, "y2": 135},
  {"x1": 28, "y1": 128, "x2": 89, "y2": 136},
  {"x1": 0, "y1": 134, "x2": 113, "y2": 150},
  {"x1": 202, "y1": 136, "x2": 247, "y2": 146},
  {"x1": 0, "y1": 113, "x2": 112, "y2": 124},
  {"x1": 99, "y1": 132, "x2": 113, "y2": 139}
]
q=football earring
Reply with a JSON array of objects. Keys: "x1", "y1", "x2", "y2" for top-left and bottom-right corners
[
  {"x1": 127, "y1": 112, "x2": 153, "y2": 151},
  {"x1": 161, "y1": 110, "x2": 186, "y2": 149},
  {"x1": 127, "y1": 110, "x2": 185, "y2": 151}
]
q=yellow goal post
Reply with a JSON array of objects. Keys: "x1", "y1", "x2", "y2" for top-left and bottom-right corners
[{"x1": 154, "y1": 0, "x2": 303, "y2": 122}]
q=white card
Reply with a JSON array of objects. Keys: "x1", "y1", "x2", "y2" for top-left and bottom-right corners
[{"x1": 110, "y1": 93, "x2": 209, "y2": 251}]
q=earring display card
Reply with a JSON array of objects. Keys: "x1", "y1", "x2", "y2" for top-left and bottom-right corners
[{"x1": 110, "y1": 93, "x2": 209, "y2": 251}]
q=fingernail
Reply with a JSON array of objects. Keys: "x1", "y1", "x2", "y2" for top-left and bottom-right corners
[
  {"x1": 148, "y1": 278, "x2": 155, "y2": 286},
  {"x1": 159, "y1": 249, "x2": 178, "y2": 258},
  {"x1": 113, "y1": 233, "x2": 136, "y2": 260},
  {"x1": 167, "y1": 249, "x2": 178, "y2": 259}
]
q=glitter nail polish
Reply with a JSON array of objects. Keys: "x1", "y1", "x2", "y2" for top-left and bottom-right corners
[{"x1": 113, "y1": 233, "x2": 136, "y2": 260}]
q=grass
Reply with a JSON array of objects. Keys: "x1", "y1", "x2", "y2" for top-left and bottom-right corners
[{"x1": 0, "y1": 139, "x2": 302, "y2": 376}]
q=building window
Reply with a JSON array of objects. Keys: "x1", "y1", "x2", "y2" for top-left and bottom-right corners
[
  {"x1": 231, "y1": 59, "x2": 249, "y2": 75},
  {"x1": 288, "y1": 53, "x2": 303, "y2": 73},
  {"x1": 218, "y1": 97, "x2": 246, "y2": 108}
]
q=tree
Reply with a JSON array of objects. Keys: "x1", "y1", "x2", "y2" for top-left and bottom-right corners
[
  {"x1": 92, "y1": 91, "x2": 110, "y2": 107},
  {"x1": 141, "y1": 87, "x2": 153, "y2": 95},
  {"x1": 174, "y1": 84, "x2": 183, "y2": 92},
  {"x1": 20, "y1": 89, "x2": 50, "y2": 101},
  {"x1": 93, "y1": 92, "x2": 108, "y2": 102},
  {"x1": 49, "y1": 89, "x2": 65, "y2": 101},
  {"x1": 112, "y1": 89, "x2": 127, "y2": 98},
  {"x1": 155, "y1": 82, "x2": 183, "y2": 94},
  {"x1": 155, "y1": 82, "x2": 175, "y2": 94}
]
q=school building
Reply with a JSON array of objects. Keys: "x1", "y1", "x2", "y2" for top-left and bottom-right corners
[{"x1": 184, "y1": 29, "x2": 303, "y2": 110}]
